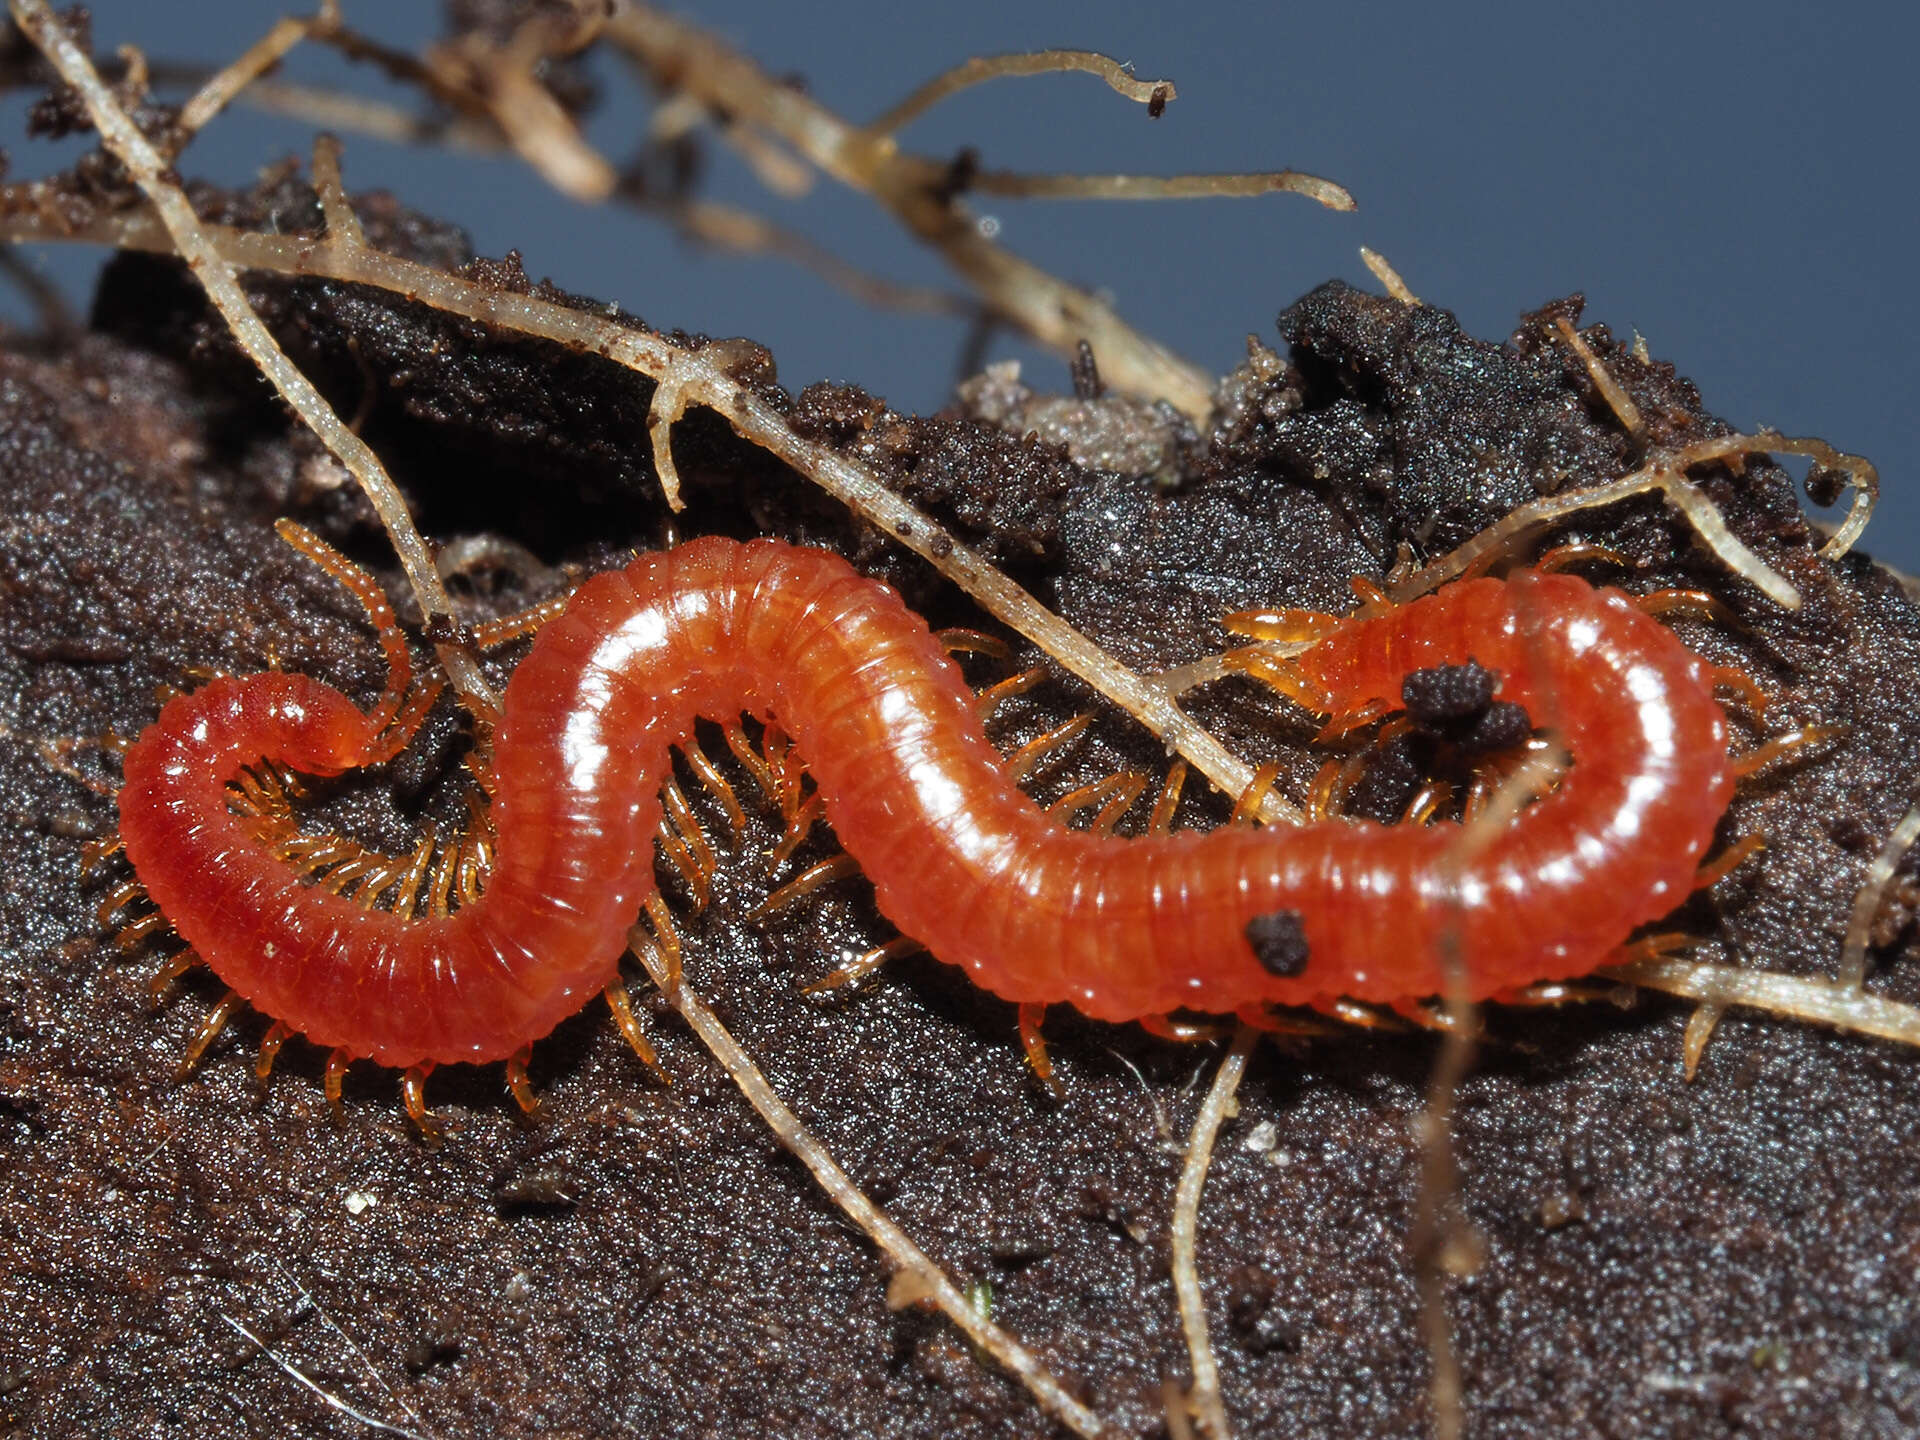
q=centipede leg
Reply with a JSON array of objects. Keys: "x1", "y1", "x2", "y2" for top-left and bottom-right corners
[
  {"x1": 604, "y1": 977, "x2": 669, "y2": 1083},
  {"x1": 148, "y1": 949, "x2": 201, "y2": 1003},
  {"x1": 1004, "y1": 715, "x2": 1094, "y2": 783},
  {"x1": 324, "y1": 1047, "x2": 351, "y2": 1119},
  {"x1": 505, "y1": 1044, "x2": 542, "y2": 1116},
  {"x1": 1733, "y1": 725, "x2": 1845, "y2": 780},
  {"x1": 1681, "y1": 1003, "x2": 1725, "y2": 1082},
  {"x1": 751, "y1": 853, "x2": 860, "y2": 920},
  {"x1": 1387, "y1": 998, "x2": 1477, "y2": 1035},
  {"x1": 1230, "y1": 760, "x2": 1284, "y2": 827},
  {"x1": 1017, "y1": 1002, "x2": 1061, "y2": 1095},
  {"x1": 1710, "y1": 666, "x2": 1771, "y2": 724},
  {"x1": 802, "y1": 936, "x2": 924, "y2": 995},
  {"x1": 680, "y1": 738, "x2": 747, "y2": 839},
  {"x1": 1147, "y1": 761, "x2": 1188, "y2": 835},
  {"x1": 1533, "y1": 541, "x2": 1628, "y2": 574},
  {"x1": 1234, "y1": 1004, "x2": 1337, "y2": 1038},
  {"x1": 1634, "y1": 588, "x2": 1736, "y2": 626},
  {"x1": 94, "y1": 878, "x2": 144, "y2": 926},
  {"x1": 1311, "y1": 997, "x2": 1415, "y2": 1032},
  {"x1": 401, "y1": 1064, "x2": 444, "y2": 1141},
  {"x1": 1692, "y1": 831, "x2": 1765, "y2": 890},
  {"x1": 255, "y1": 1019, "x2": 293, "y2": 1080},
  {"x1": 936, "y1": 627, "x2": 1012, "y2": 662},
  {"x1": 177, "y1": 989, "x2": 243, "y2": 1076},
  {"x1": 113, "y1": 910, "x2": 172, "y2": 954},
  {"x1": 1137, "y1": 1014, "x2": 1225, "y2": 1043},
  {"x1": 79, "y1": 829, "x2": 125, "y2": 876}
]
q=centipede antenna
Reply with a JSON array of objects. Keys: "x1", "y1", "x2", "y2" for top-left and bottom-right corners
[
  {"x1": 1692, "y1": 832, "x2": 1765, "y2": 891},
  {"x1": 937, "y1": 626, "x2": 1012, "y2": 662},
  {"x1": 255, "y1": 1019, "x2": 293, "y2": 1080},
  {"x1": 178, "y1": 989, "x2": 243, "y2": 1076},
  {"x1": 802, "y1": 936, "x2": 924, "y2": 995},
  {"x1": 1017, "y1": 1003, "x2": 1059, "y2": 1093},
  {"x1": 975, "y1": 666, "x2": 1048, "y2": 721},
  {"x1": 604, "y1": 976, "x2": 669, "y2": 1083},
  {"x1": 1732, "y1": 724, "x2": 1845, "y2": 780},
  {"x1": 1231, "y1": 760, "x2": 1285, "y2": 827},
  {"x1": 273, "y1": 518, "x2": 414, "y2": 733},
  {"x1": 752, "y1": 854, "x2": 861, "y2": 920},
  {"x1": 1004, "y1": 714, "x2": 1093, "y2": 783},
  {"x1": 1148, "y1": 761, "x2": 1188, "y2": 835},
  {"x1": 324, "y1": 1047, "x2": 351, "y2": 1117},
  {"x1": 680, "y1": 738, "x2": 748, "y2": 838},
  {"x1": 400, "y1": 1064, "x2": 443, "y2": 1140},
  {"x1": 147, "y1": 949, "x2": 201, "y2": 1003},
  {"x1": 505, "y1": 1045, "x2": 542, "y2": 1116}
]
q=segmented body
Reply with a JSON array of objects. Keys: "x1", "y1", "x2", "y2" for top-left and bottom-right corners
[{"x1": 117, "y1": 537, "x2": 1733, "y2": 1068}]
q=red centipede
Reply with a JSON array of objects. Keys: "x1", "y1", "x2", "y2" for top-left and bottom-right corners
[{"x1": 113, "y1": 534, "x2": 1740, "y2": 1092}]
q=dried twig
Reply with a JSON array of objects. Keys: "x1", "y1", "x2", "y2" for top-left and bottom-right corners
[{"x1": 626, "y1": 928, "x2": 1110, "y2": 1440}]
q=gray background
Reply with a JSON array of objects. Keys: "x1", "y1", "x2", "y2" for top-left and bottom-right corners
[{"x1": 12, "y1": 2, "x2": 1914, "y2": 569}]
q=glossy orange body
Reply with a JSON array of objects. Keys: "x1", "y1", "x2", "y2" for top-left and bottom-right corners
[{"x1": 117, "y1": 538, "x2": 1733, "y2": 1067}]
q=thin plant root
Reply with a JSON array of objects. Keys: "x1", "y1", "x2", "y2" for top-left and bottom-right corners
[
  {"x1": 1604, "y1": 955, "x2": 1920, "y2": 1052},
  {"x1": 1839, "y1": 794, "x2": 1920, "y2": 988},
  {"x1": 627, "y1": 928, "x2": 1109, "y2": 1440},
  {"x1": 1169, "y1": 1022, "x2": 1258, "y2": 1440}
]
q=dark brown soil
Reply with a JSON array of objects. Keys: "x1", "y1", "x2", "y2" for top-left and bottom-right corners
[{"x1": 3, "y1": 211, "x2": 1916, "y2": 1439}]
